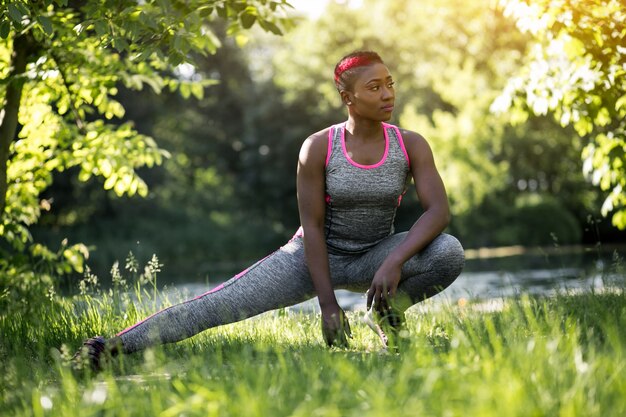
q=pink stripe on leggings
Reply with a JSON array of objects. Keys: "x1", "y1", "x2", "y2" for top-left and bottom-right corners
[{"x1": 116, "y1": 252, "x2": 274, "y2": 337}]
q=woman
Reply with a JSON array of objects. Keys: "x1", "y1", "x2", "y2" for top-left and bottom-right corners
[{"x1": 74, "y1": 51, "x2": 464, "y2": 370}]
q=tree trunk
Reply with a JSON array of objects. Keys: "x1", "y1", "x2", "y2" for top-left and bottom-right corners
[{"x1": 0, "y1": 34, "x2": 37, "y2": 220}]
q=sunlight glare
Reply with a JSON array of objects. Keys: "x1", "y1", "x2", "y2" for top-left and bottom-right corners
[{"x1": 289, "y1": 0, "x2": 363, "y2": 19}]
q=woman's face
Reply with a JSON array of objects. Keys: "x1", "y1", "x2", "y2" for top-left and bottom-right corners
[{"x1": 347, "y1": 63, "x2": 395, "y2": 121}]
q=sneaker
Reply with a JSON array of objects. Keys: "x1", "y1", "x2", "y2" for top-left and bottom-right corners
[
  {"x1": 362, "y1": 309, "x2": 389, "y2": 349},
  {"x1": 71, "y1": 336, "x2": 108, "y2": 372},
  {"x1": 362, "y1": 308, "x2": 405, "y2": 352}
]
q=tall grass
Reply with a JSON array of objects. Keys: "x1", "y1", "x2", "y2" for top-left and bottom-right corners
[{"x1": 1, "y1": 255, "x2": 625, "y2": 417}]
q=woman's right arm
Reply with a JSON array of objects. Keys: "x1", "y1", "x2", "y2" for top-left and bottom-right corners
[{"x1": 297, "y1": 132, "x2": 351, "y2": 346}]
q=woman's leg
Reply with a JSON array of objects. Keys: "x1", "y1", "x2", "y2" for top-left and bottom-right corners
[
  {"x1": 116, "y1": 237, "x2": 315, "y2": 353},
  {"x1": 339, "y1": 233, "x2": 465, "y2": 307},
  {"x1": 335, "y1": 233, "x2": 464, "y2": 349}
]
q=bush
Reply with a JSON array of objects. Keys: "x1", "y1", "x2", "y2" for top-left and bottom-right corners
[
  {"x1": 513, "y1": 194, "x2": 582, "y2": 246},
  {"x1": 451, "y1": 193, "x2": 582, "y2": 248}
]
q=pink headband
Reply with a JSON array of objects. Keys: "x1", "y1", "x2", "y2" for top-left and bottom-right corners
[{"x1": 334, "y1": 56, "x2": 376, "y2": 82}]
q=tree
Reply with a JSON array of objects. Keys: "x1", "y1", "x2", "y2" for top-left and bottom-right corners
[
  {"x1": 492, "y1": 0, "x2": 626, "y2": 229},
  {"x1": 0, "y1": 0, "x2": 292, "y2": 271}
]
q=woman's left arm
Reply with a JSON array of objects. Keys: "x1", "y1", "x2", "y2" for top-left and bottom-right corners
[{"x1": 366, "y1": 130, "x2": 450, "y2": 311}]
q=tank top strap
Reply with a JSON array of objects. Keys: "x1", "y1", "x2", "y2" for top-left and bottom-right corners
[
  {"x1": 325, "y1": 124, "x2": 345, "y2": 168},
  {"x1": 383, "y1": 123, "x2": 410, "y2": 167},
  {"x1": 326, "y1": 123, "x2": 410, "y2": 168}
]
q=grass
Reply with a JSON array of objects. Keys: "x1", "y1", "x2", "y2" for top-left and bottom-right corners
[{"x1": 1, "y1": 260, "x2": 625, "y2": 417}]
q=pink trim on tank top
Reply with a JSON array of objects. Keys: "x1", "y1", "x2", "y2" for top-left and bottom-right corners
[
  {"x1": 325, "y1": 127, "x2": 334, "y2": 168},
  {"x1": 383, "y1": 123, "x2": 410, "y2": 167},
  {"x1": 341, "y1": 123, "x2": 389, "y2": 169},
  {"x1": 397, "y1": 189, "x2": 407, "y2": 207}
]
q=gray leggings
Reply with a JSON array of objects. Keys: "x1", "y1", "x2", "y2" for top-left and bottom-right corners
[{"x1": 117, "y1": 233, "x2": 465, "y2": 353}]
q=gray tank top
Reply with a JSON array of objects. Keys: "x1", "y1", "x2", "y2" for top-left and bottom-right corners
[{"x1": 324, "y1": 122, "x2": 411, "y2": 254}]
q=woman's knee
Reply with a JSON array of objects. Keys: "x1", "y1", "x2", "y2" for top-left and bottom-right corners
[
  {"x1": 402, "y1": 233, "x2": 464, "y2": 281},
  {"x1": 435, "y1": 233, "x2": 465, "y2": 260},
  {"x1": 428, "y1": 233, "x2": 465, "y2": 280}
]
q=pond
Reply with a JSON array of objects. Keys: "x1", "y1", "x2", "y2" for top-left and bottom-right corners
[{"x1": 160, "y1": 244, "x2": 626, "y2": 313}]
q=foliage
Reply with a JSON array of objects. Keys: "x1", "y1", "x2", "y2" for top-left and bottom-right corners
[
  {"x1": 32, "y1": 25, "x2": 298, "y2": 279},
  {"x1": 493, "y1": 0, "x2": 626, "y2": 229},
  {"x1": 0, "y1": 239, "x2": 88, "y2": 316},
  {"x1": 454, "y1": 192, "x2": 584, "y2": 248},
  {"x1": 0, "y1": 0, "x2": 292, "y2": 280}
]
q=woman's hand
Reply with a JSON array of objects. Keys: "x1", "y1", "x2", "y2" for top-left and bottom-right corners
[
  {"x1": 320, "y1": 303, "x2": 352, "y2": 347},
  {"x1": 367, "y1": 261, "x2": 402, "y2": 314}
]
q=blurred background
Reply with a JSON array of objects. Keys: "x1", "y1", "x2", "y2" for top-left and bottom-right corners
[{"x1": 14, "y1": 0, "x2": 624, "y2": 293}]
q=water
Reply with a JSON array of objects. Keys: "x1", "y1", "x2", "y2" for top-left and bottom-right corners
[
  {"x1": 458, "y1": 244, "x2": 624, "y2": 297},
  {"x1": 161, "y1": 244, "x2": 626, "y2": 313}
]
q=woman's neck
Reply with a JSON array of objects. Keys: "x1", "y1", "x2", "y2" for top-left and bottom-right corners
[{"x1": 344, "y1": 117, "x2": 383, "y2": 142}]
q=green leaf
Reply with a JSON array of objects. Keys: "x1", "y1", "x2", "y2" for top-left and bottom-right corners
[
  {"x1": 113, "y1": 178, "x2": 126, "y2": 196},
  {"x1": 198, "y1": 6, "x2": 214, "y2": 17},
  {"x1": 616, "y1": 95, "x2": 626, "y2": 114},
  {"x1": 179, "y1": 82, "x2": 191, "y2": 99},
  {"x1": 138, "y1": 11, "x2": 158, "y2": 30},
  {"x1": 612, "y1": 209, "x2": 626, "y2": 230},
  {"x1": 104, "y1": 174, "x2": 118, "y2": 190},
  {"x1": 259, "y1": 20, "x2": 282, "y2": 35},
  {"x1": 564, "y1": 37, "x2": 585, "y2": 59},
  {"x1": 14, "y1": 2, "x2": 29, "y2": 15},
  {"x1": 190, "y1": 82, "x2": 204, "y2": 100},
  {"x1": 38, "y1": 15, "x2": 53, "y2": 35},
  {"x1": 94, "y1": 19, "x2": 108, "y2": 37},
  {"x1": 78, "y1": 169, "x2": 92, "y2": 182},
  {"x1": 7, "y1": 4, "x2": 23, "y2": 24},
  {"x1": 112, "y1": 37, "x2": 129, "y2": 51},
  {"x1": 241, "y1": 13, "x2": 257, "y2": 29},
  {"x1": 202, "y1": 28, "x2": 221, "y2": 54},
  {"x1": 573, "y1": 117, "x2": 593, "y2": 136},
  {"x1": 593, "y1": 31, "x2": 604, "y2": 49},
  {"x1": 226, "y1": 21, "x2": 240, "y2": 36},
  {"x1": 200, "y1": 79, "x2": 219, "y2": 87},
  {"x1": 167, "y1": 79, "x2": 178, "y2": 93},
  {"x1": 137, "y1": 182, "x2": 148, "y2": 197},
  {"x1": 141, "y1": 75, "x2": 164, "y2": 94},
  {"x1": 0, "y1": 20, "x2": 10, "y2": 39},
  {"x1": 235, "y1": 33, "x2": 249, "y2": 47},
  {"x1": 594, "y1": 107, "x2": 611, "y2": 126},
  {"x1": 231, "y1": 2, "x2": 246, "y2": 13},
  {"x1": 173, "y1": 34, "x2": 182, "y2": 51}
]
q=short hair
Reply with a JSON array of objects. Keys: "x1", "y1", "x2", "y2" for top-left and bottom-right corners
[{"x1": 334, "y1": 51, "x2": 384, "y2": 92}]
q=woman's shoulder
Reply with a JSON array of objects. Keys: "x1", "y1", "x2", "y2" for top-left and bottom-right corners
[
  {"x1": 299, "y1": 126, "x2": 334, "y2": 165},
  {"x1": 390, "y1": 125, "x2": 422, "y2": 141},
  {"x1": 307, "y1": 126, "x2": 333, "y2": 143},
  {"x1": 302, "y1": 126, "x2": 333, "y2": 150},
  {"x1": 392, "y1": 126, "x2": 434, "y2": 163},
  {"x1": 393, "y1": 127, "x2": 429, "y2": 148}
]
